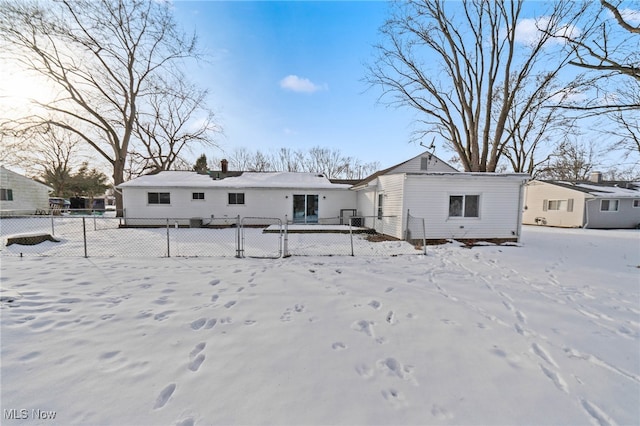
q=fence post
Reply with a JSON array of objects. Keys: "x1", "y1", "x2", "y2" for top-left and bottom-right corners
[
  {"x1": 283, "y1": 215, "x2": 289, "y2": 257},
  {"x1": 166, "y1": 219, "x2": 170, "y2": 257},
  {"x1": 235, "y1": 215, "x2": 242, "y2": 258},
  {"x1": 349, "y1": 217, "x2": 354, "y2": 256},
  {"x1": 50, "y1": 210, "x2": 55, "y2": 236},
  {"x1": 422, "y1": 217, "x2": 427, "y2": 255},
  {"x1": 405, "y1": 209, "x2": 410, "y2": 241},
  {"x1": 82, "y1": 217, "x2": 88, "y2": 258}
]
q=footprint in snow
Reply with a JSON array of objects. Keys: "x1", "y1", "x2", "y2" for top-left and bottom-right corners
[
  {"x1": 191, "y1": 318, "x2": 207, "y2": 330},
  {"x1": 190, "y1": 342, "x2": 206, "y2": 357},
  {"x1": 368, "y1": 300, "x2": 381, "y2": 310},
  {"x1": 188, "y1": 354, "x2": 205, "y2": 372},
  {"x1": 381, "y1": 388, "x2": 407, "y2": 408},
  {"x1": 224, "y1": 301, "x2": 236, "y2": 309},
  {"x1": 331, "y1": 342, "x2": 347, "y2": 350},
  {"x1": 352, "y1": 320, "x2": 375, "y2": 337},
  {"x1": 153, "y1": 383, "x2": 176, "y2": 409}
]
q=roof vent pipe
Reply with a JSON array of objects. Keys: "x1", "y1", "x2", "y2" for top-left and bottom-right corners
[{"x1": 589, "y1": 171, "x2": 602, "y2": 183}]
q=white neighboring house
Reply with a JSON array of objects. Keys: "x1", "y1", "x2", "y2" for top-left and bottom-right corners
[
  {"x1": 117, "y1": 152, "x2": 530, "y2": 241},
  {"x1": 0, "y1": 166, "x2": 52, "y2": 216},
  {"x1": 352, "y1": 153, "x2": 529, "y2": 241},
  {"x1": 523, "y1": 175, "x2": 640, "y2": 229},
  {"x1": 117, "y1": 170, "x2": 355, "y2": 226}
]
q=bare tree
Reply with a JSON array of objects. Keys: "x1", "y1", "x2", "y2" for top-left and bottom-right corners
[
  {"x1": 1, "y1": 124, "x2": 84, "y2": 195},
  {"x1": 210, "y1": 146, "x2": 380, "y2": 180},
  {"x1": 131, "y1": 75, "x2": 219, "y2": 176},
  {"x1": 305, "y1": 147, "x2": 349, "y2": 178},
  {"x1": 499, "y1": 73, "x2": 580, "y2": 175},
  {"x1": 0, "y1": 0, "x2": 203, "y2": 213},
  {"x1": 537, "y1": 139, "x2": 598, "y2": 180},
  {"x1": 271, "y1": 147, "x2": 305, "y2": 172},
  {"x1": 367, "y1": 0, "x2": 590, "y2": 172},
  {"x1": 549, "y1": 0, "x2": 640, "y2": 162},
  {"x1": 562, "y1": 0, "x2": 639, "y2": 86}
]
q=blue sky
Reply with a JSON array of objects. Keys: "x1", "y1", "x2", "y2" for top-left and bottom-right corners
[{"x1": 172, "y1": 1, "x2": 425, "y2": 169}]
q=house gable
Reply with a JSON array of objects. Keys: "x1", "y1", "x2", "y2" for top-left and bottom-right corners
[{"x1": 352, "y1": 151, "x2": 458, "y2": 190}]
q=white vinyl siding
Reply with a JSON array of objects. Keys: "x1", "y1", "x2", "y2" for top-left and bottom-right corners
[
  {"x1": 449, "y1": 195, "x2": 479, "y2": 218},
  {"x1": 0, "y1": 167, "x2": 51, "y2": 214},
  {"x1": 121, "y1": 186, "x2": 356, "y2": 226},
  {"x1": 403, "y1": 175, "x2": 524, "y2": 240}
]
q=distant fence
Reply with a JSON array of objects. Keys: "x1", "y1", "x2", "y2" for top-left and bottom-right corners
[{"x1": 0, "y1": 212, "x2": 427, "y2": 258}]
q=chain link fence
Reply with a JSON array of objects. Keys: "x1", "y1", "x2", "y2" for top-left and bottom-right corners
[{"x1": 0, "y1": 212, "x2": 427, "y2": 258}]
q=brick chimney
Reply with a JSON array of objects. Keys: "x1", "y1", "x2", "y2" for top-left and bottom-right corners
[{"x1": 221, "y1": 159, "x2": 228, "y2": 174}]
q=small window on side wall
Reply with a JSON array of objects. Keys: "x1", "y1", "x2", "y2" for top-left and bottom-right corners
[
  {"x1": 600, "y1": 199, "x2": 619, "y2": 212},
  {"x1": 148, "y1": 192, "x2": 170, "y2": 204},
  {"x1": 0, "y1": 188, "x2": 13, "y2": 201},
  {"x1": 192, "y1": 192, "x2": 205, "y2": 200},
  {"x1": 449, "y1": 195, "x2": 479, "y2": 218},
  {"x1": 633, "y1": 199, "x2": 640, "y2": 208},
  {"x1": 228, "y1": 193, "x2": 245, "y2": 205}
]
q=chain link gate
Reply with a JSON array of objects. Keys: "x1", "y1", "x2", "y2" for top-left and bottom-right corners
[{"x1": 239, "y1": 217, "x2": 283, "y2": 258}]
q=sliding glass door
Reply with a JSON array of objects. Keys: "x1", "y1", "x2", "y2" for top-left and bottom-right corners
[{"x1": 293, "y1": 194, "x2": 319, "y2": 223}]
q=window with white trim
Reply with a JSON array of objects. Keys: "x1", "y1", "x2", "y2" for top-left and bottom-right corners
[
  {"x1": 600, "y1": 199, "x2": 619, "y2": 212},
  {"x1": 1, "y1": 188, "x2": 13, "y2": 201},
  {"x1": 633, "y1": 199, "x2": 640, "y2": 208},
  {"x1": 449, "y1": 195, "x2": 479, "y2": 218},
  {"x1": 192, "y1": 192, "x2": 205, "y2": 200},
  {"x1": 228, "y1": 193, "x2": 245, "y2": 205},
  {"x1": 543, "y1": 199, "x2": 574, "y2": 212},
  {"x1": 148, "y1": 192, "x2": 170, "y2": 205}
]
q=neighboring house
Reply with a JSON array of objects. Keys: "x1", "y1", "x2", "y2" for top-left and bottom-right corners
[
  {"x1": 117, "y1": 152, "x2": 530, "y2": 241},
  {"x1": 0, "y1": 166, "x2": 52, "y2": 216},
  {"x1": 523, "y1": 174, "x2": 640, "y2": 229}
]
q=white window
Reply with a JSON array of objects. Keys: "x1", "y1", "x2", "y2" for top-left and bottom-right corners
[
  {"x1": 449, "y1": 195, "x2": 479, "y2": 218},
  {"x1": 633, "y1": 199, "x2": 640, "y2": 208},
  {"x1": 600, "y1": 199, "x2": 619, "y2": 212},
  {"x1": 148, "y1": 192, "x2": 170, "y2": 205},
  {"x1": 377, "y1": 193, "x2": 384, "y2": 219},
  {"x1": 192, "y1": 192, "x2": 205, "y2": 200},
  {"x1": 543, "y1": 199, "x2": 574, "y2": 212},
  {"x1": 228, "y1": 193, "x2": 245, "y2": 205}
]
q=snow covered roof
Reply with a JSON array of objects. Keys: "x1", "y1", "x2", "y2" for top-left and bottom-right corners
[
  {"x1": 543, "y1": 180, "x2": 640, "y2": 198},
  {"x1": 117, "y1": 171, "x2": 215, "y2": 188},
  {"x1": 117, "y1": 171, "x2": 352, "y2": 190}
]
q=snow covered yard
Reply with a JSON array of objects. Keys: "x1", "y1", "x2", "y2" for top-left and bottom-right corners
[{"x1": 1, "y1": 226, "x2": 638, "y2": 426}]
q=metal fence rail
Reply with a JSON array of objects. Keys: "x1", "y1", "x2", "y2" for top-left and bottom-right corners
[{"x1": 0, "y1": 212, "x2": 427, "y2": 258}]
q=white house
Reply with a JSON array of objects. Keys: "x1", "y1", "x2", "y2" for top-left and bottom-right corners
[
  {"x1": 523, "y1": 175, "x2": 640, "y2": 229},
  {"x1": 117, "y1": 152, "x2": 530, "y2": 241},
  {"x1": 0, "y1": 166, "x2": 51, "y2": 216},
  {"x1": 352, "y1": 153, "x2": 529, "y2": 242},
  {"x1": 118, "y1": 170, "x2": 355, "y2": 226}
]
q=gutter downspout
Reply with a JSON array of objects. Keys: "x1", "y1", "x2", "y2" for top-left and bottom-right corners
[
  {"x1": 516, "y1": 180, "x2": 527, "y2": 242},
  {"x1": 584, "y1": 197, "x2": 595, "y2": 229}
]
